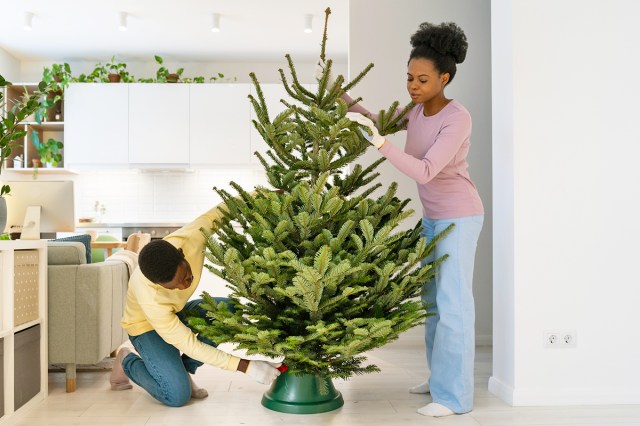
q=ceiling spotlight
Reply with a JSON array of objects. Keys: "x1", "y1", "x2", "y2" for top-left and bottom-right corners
[
  {"x1": 211, "y1": 13, "x2": 221, "y2": 32},
  {"x1": 24, "y1": 12, "x2": 34, "y2": 31},
  {"x1": 304, "y1": 14, "x2": 313, "y2": 33},
  {"x1": 119, "y1": 12, "x2": 128, "y2": 31}
]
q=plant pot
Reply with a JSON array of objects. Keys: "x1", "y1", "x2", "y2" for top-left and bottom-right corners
[
  {"x1": 108, "y1": 73, "x2": 121, "y2": 83},
  {"x1": 261, "y1": 371, "x2": 344, "y2": 414},
  {"x1": 32, "y1": 159, "x2": 41, "y2": 168},
  {"x1": 166, "y1": 73, "x2": 180, "y2": 83}
]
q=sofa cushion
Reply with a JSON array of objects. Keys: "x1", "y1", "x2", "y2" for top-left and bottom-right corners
[
  {"x1": 47, "y1": 242, "x2": 88, "y2": 265},
  {"x1": 50, "y1": 234, "x2": 92, "y2": 263}
]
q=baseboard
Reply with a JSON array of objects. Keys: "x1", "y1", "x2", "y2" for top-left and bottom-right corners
[
  {"x1": 488, "y1": 376, "x2": 514, "y2": 405},
  {"x1": 489, "y1": 376, "x2": 640, "y2": 406},
  {"x1": 511, "y1": 387, "x2": 640, "y2": 406}
]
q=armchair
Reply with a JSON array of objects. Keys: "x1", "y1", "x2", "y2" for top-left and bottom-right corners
[{"x1": 47, "y1": 241, "x2": 132, "y2": 392}]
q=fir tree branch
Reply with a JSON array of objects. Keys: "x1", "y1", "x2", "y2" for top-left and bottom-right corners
[
  {"x1": 342, "y1": 63, "x2": 374, "y2": 93},
  {"x1": 320, "y1": 7, "x2": 332, "y2": 62},
  {"x1": 284, "y1": 54, "x2": 316, "y2": 100},
  {"x1": 378, "y1": 101, "x2": 414, "y2": 136}
]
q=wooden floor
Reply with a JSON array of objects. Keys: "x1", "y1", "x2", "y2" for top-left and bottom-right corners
[{"x1": 10, "y1": 326, "x2": 640, "y2": 425}]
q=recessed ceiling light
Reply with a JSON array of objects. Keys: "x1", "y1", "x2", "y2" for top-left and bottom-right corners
[
  {"x1": 304, "y1": 14, "x2": 313, "y2": 33},
  {"x1": 212, "y1": 13, "x2": 221, "y2": 33},
  {"x1": 119, "y1": 12, "x2": 128, "y2": 31},
  {"x1": 24, "y1": 12, "x2": 34, "y2": 31}
]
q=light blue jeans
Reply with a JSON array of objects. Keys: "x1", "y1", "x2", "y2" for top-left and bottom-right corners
[
  {"x1": 122, "y1": 297, "x2": 231, "y2": 407},
  {"x1": 421, "y1": 215, "x2": 483, "y2": 414}
]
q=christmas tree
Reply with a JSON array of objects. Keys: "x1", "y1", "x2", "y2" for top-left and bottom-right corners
[{"x1": 188, "y1": 9, "x2": 451, "y2": 382}]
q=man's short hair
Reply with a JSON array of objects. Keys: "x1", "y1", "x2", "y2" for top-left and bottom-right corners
[{"x1": 138, "y1": 240, "x2": 184, "y2": 284}]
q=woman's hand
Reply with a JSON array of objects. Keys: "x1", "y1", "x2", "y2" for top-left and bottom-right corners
[{"x1": 346, "y1": 112, "x2": 386, "y2": 149}]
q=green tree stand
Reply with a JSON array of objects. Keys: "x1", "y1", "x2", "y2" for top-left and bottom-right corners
[{"x1": 262, "y1": 371, "x2": 344, "y2": 414}]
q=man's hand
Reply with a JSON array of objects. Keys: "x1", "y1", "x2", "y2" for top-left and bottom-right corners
[
  {"x1": 346, "y1": 112, "x2": 386, "y2": 149},
  {"x1": 245, "y1": 360, "x2": 282, "y2": 385},
  {"x1": 314, "y1": 59, "x2": 336, "y2": 88}
]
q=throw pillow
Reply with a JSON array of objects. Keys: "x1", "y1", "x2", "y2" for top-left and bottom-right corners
[{"x1": 50, "y1": 234, "x2": 92, "y2": 264}]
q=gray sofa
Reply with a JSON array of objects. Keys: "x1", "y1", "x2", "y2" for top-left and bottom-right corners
[{"x1": 47, "y1": 241, "x2": 131, "y2": 392}]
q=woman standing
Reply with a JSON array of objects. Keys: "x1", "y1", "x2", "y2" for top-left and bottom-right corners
[{"x1": 319, "y1": 22, "x2": 484, "y2": 417}]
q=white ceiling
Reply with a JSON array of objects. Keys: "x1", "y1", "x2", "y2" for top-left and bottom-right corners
[{"x1": 0, "y1": 0, "x2": 349, "y2": 63}]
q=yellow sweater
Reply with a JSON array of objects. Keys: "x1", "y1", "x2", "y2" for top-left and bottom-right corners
[{"x1": 121, "y1": 203, "x2": 241, "y2": 371}]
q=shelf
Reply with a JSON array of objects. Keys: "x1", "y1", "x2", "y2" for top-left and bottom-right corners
[
  {"x1": 0, "y1": 240, "x2": 48, "y2": 424},
  {"x1": 3, "y1": 168, "x2": 77, "y2": 175},
  {"x1": 12, "y1": 320, "x2": 42, "y2": 334},
  {"x1": 22, "y1": 122, "x2": 64, "y2": 131},
  {"x1": 1, "y1": 83, "x2": 66, "y2": 173}
]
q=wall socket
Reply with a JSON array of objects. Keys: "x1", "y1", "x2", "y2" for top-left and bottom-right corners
[{"x1": 544, "y1": 330, "x2": 577, "y2": 348}]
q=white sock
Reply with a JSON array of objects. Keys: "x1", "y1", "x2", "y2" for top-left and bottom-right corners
[
  {"x1": 409, "y1": 380, "x2": 430, "y2": 394},
  {"x1": 417, "y1": 402, "x2": 455, "y2": 417},
  {"x1": 189, "y1": 375, "x2": 209, "y2": 399}
]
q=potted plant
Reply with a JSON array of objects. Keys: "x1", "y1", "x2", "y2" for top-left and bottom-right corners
[
  {"x1": 154, "y1": 55, "x2": 183, "y2": 83},
  {"x1": 73, "y1": 61, "x2": 115, "y2": 83},
  {"x1": 105, "y1": 56, "x2": 134, "y2": 83},
  {"x1": 41, "y1": 63, "x2": 73, "y2": 121},
  {"x1": 89, "y1": 63, "x2": 109, "y2": 82},
  {"x1": 42, "y1": 63, "x2": 72, "y2": 91},
  {"x1": 187, "y1": 12, "x2": 437, "y2": 415},
  {"x1": 73, "y1": 62, "x2": 109, "y2": 83},
  {"x1": 0, "y1": 75, "x2": 55, "y2": 228},
  {"x1": 34, "y1": 137, "x2": 63, "y2": 167}
]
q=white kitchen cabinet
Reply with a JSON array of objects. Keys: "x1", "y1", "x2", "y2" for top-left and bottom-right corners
[
  {"x1": 64, "y1": 83, "x2": 129, "y2": 166},
  {"x1": 189, "y1": 84, "x2": 252, "y2": 165},
  {"x1": 63, "y1": 83, "x2": 315, "y2": 168},
  {"x1": 128, "y1": 84, "x2": 190, "y2": 165}
]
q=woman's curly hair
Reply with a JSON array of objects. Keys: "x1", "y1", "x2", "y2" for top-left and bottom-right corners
[{"x1": 409, "y1": 22, "x2": 468, "y2": 84}]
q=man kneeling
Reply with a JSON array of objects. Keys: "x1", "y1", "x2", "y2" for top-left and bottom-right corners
[{"x1": 110, "y1": 202, "x2": 281, "y2": 407}]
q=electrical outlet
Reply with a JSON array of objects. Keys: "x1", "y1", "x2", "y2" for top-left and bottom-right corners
[
  {"x1": 544, "y1": 330, "x2": 576, "y2": 348},
  {"x1": 544, "y1": 332, "x2": 558, "y2": 347}
]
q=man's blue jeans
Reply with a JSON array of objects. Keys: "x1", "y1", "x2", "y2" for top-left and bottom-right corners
[
  {"x1": 122, "y1": 297, "x2": 230, "y2": 407},
  {"x1": 421, "y1": 215, "x2": 483, "y2": 414}
]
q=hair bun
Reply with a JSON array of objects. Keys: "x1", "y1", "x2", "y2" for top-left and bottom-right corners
[{"x1": 410, "y1": 22, "x2": 468, "y2": 64}]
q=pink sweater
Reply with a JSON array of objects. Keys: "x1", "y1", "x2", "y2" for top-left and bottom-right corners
[{"x1": 350, "y1": 99, "x2": 483, "y2": 219}]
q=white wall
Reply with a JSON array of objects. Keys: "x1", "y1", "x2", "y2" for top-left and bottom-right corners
[
  {"x1": 489, "y1": 0, "x2": 516, "y2": 404},
  {"x1": 349, "y1": 0, "x2": 493, "y2": 343},
  {"x1": 0, "y1": 47, "x2": 20, "y2": 81},
  {"x1": 490, "y1": 0, "x2": 640, "y2": 405}
]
